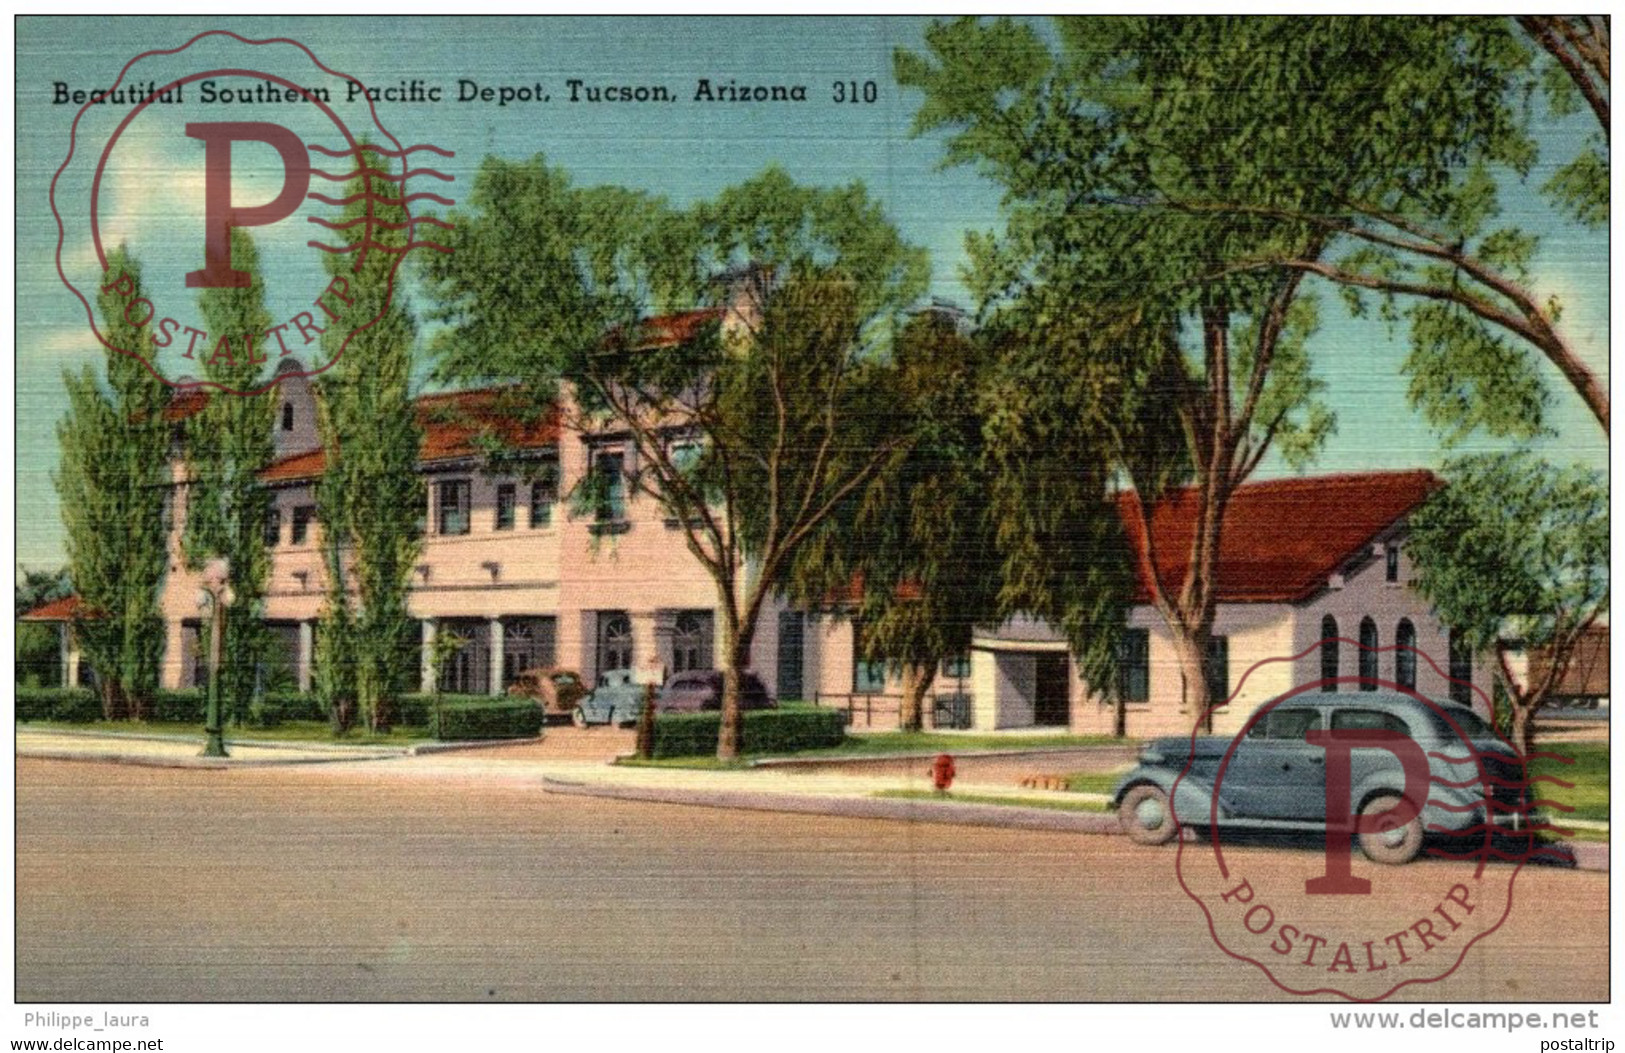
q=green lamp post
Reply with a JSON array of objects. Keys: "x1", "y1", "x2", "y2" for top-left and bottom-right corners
[{"x1": 198, "y1": 558, "x2": 233, "y2": 758}]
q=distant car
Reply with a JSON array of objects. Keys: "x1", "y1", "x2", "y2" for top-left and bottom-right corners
[
  {"x1": 506, "y1": 667, "x2": 589, "y2": 722},
  {"x1": 657, "y1": 670, "x2": 775, "y2": 714},
  {"x1": 573, "y1": 670, "x2": 648, "y2": 728},
  {"x1": 1112, "y1": 691, "x2": 1524, "y2": 865}
]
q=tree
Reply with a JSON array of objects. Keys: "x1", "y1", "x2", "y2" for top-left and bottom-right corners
[
  {"x1": 312, "y1": 147, "x2": 426, "y2": 734},
  {"x1": 1406, "y1": 453, "x2": 1607, "y2": 758},
  {"x1": 16, "y1": 567, "x2": 73, "y2": 687},
  {"x1": 183, "y1": 229, "x2": 276, "y2": 724},
  {"x1": 1517, "y1": 16, "x2": 1608, "y2": 225},
  {"x1": 786, "y1": 308, "x2": 1002, "y2": 732},
  {"x1": 898, "y1": 17, "x2": 1341, "y2": 729},
  {"x1": 907, "y1": 16, "x2": 1605, "y2": 436},
  {"x1": 424, "y1": 158, "x2": 928, "y2": 759},
  {"x1": 54, "y1": 247, "x2": 171, "y2": 718}
]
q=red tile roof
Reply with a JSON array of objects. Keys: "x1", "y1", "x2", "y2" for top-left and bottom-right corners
[
  {"x1": 162, "y1": 390, "x2": 209, "y2": 422},
  {"x1": 632, "y1": 308, "x2": 724, "y2": 349},
  {"x1": 1119, "y1": 470, "x2": 1442, "y2": 604},
  {"x1": 259, "y1": 387, "x2": 562, "y2": 484},
  {"x1": 19, "y1": 595, "x2": 89, "y2": 621}
]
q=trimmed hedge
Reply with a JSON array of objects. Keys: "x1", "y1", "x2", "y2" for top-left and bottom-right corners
[
  {"x1": 652, "y1": 708, "x2": 847, "y2": 759},
  {"x1": 16, "y1": 686, "x2": 101, "y2": 723},
  {"x1": 428, "y1": 699, "x2": 544, "y2": 741},
  {"x1": 397, "y1": 693, "x2": 500, "y2": 729}
]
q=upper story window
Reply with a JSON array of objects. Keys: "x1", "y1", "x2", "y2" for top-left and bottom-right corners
[
  {"x1": 1320, "y1": 615, "x2": 1339, "y2": 692},
  {"x1": 263, "y1": 507, "x2": 282, "y2": 547},
  {"x1": 1385, "y1": 544, "x2": 1401, "y2": 583},
  {"x1": 437, "y1": 479, "x2": 471, "y2": 536},
  {"x1": 942, "y1": 653, "x2": 971, "y2": 681},
  {"x1": 291, "y1": 505, "x2": 316, "y2": 545},
  {"x1": 530, "y1": 463, "x2": 558, "y2": 529},
  {"x1": 593, "y1": 451, "x2": 626, "y2": 522},
  {"x1": 281, "y1": 402, "x2": 295, "y2": 432},
  {"x1": 495, "y1": 483, "x2": 516, "y2": 531}
]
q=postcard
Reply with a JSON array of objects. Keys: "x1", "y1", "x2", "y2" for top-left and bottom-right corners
[{"x1": 12, "y1": 13, "x2": 1611, "y2": 1049}]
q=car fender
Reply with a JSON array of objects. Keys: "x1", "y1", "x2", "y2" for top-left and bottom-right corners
[{"x1": 1115, "y1": 768, "x2": 1221, "y2": 827}]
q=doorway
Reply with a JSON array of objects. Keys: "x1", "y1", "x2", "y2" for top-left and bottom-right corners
[{"x1": 1033, "y1": 653, "x2": 1071, "y2": 727}]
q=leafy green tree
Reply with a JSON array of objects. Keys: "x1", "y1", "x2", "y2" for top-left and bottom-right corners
[
  {"x1": 787, "y1": 308, "x2": 1003, "y2": 732},
  {"x1": 54, "y1": 248, "x2": 171, "y2": 717},
  {"x1": 1406, "y1": 453, "x2": 1607, "y2": 756},
  {"x1": 184, "y1": 229, "x2": 276, "y2": 724},
  {"x1": 425, "y1": 158, "x2": 927, "y2": 759},
  {"x1": 16, "y1": 568, "x2": 73, "y2": 687},
  {"x1": 312, "y1": 148, "x2": 425, "y2": 733},
  {"x1": 904, "y1": 16, "x2": 1606, "y2": 436},
  {"x1": 899, "y1": 17, "x2": 1341, "y2": 729},
  {"x1": 1516, "y1": 16, "x2": 1608, "y2": 226}
]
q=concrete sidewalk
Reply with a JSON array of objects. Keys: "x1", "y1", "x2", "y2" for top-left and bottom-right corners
[{"x1": 15, "y1": 728, "x2": 416, "y2": 768}]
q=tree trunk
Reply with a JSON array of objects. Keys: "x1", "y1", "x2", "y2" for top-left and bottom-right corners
[
  {"x1": 899, "y1": 662, "x2": 936, "y2": 733},
  {"x1": 717, "y1": 627, "x2": 753, "y2": 762},
  {"x1": 1170, "y1": 626, "x2": 1213, "y2": 734},
  {"x1": 1510, "y1": 704, "x2": 1535, "y2": 759},
  {"x1": 100, "y1": 678, "x2": 128, "y2": 722}
]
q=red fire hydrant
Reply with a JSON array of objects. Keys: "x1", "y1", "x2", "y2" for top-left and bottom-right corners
[{"x1": 930, "y1": 753, "x2": 956, "y2": 793}]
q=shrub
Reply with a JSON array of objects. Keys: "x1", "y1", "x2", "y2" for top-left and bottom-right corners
[
  {"x1": 16, "y1": 686, "x2": 99, "y2": 723},
  {"x1": 398, "y1": 693, "x2": 498, "y2": 729},
  {"x1": 651, "y1": 708, "x2": 847, "y2": 759},
  {"x1": 428, "y1": 699, "x2": 544, "y2": 741},
  {"x1": 152, "y1": 689, "x2": 206, "y2": 723}
]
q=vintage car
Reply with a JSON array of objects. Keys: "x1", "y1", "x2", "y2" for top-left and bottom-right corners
[
  {"x1": 506, "y1": 667, "x2": 590, "y2": 722},
  {"x1": 1112, "y1": 691, "x2": 1524, "y2": 865},
  {"x1": 573, "y1": 670, "x2": 648, "y2": 728},
  {"x1": 656, "y1": 669, "x2": 776, "y2": 714}
]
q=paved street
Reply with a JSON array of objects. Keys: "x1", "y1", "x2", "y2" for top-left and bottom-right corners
[{"x1": 16, "y1": 754, "x2": 1608, "y2": 1002}]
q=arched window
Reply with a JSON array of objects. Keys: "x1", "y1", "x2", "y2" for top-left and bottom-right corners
[
  {"x1": 598, "y1": 612, "x2": 633, "y2": 676},
  {"x1": 671, "y1": 611, "x2": 714, "y2": 673},
  {"x1": 1319, "y1": 615, "x2": 1339, "y2": 692},
  {"x1": 1395, "y1": 619, "x2": 1417, "y2": 690},
  {"x1": 1358, "y1": 617, "x2": 1379, "y2": 691},
  {"x1": 1448, "y1": 628, "x2": 1473, "y2": 705}
]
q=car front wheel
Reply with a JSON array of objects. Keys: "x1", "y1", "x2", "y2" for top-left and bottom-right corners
[
  {"x1": 1357, "y1": 794, "x2": 1424, "y2": 865},
  {"x1": 1119, "y1": 784, "x2": 1178, "y2": 846},
  {"x1": 571, "y1": 706, "x2": 588, "y2": 728}
]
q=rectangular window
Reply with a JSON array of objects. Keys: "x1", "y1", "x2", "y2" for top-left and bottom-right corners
[
  {"x1": 529, "y1": 464, "x2": 558, "y2": 528},
  {"x1": 437, "y1": 479, "x2": 470, "y2": 535},
  {"x1": 1118, "y1": 629, "x2": 1150, "y2": 703},
  {"x1": 1204, "y1": 635, "x2": 1230, "y2": 702},
  {"x1": 291, "y1": 505, "x2": 316, "y2": 545},
  {"x1": 1386, "y1": 544, "x2": 1401, "y2": 583},
  {"x1": 495, "y1": 483, "x2": 516, "y2": 531},
  {"x1": 1448, "y1": 629, "x2": 1473, "y2": 706},
  {"x1": 263, "y1": 508, "x2": 282, "y2": 547},
  {"x1": 942, "y1": 654, "x2": 971, "y2": 681},
  {"x1": 594, "y1": 452, "x2": 626, "y2": 522}
]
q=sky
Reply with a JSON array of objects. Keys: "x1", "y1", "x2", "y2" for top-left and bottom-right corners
[{"x1": 14, "y1": 14, "x2": 1610, "y2": 572}]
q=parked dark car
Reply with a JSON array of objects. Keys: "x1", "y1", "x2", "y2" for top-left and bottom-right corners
[
  {"x1": 657, "y1": 670, "x2": 775, "y2": 714},
  {"x1": 1112, "y1": 691, "x2": 1523, "y2": 865}
]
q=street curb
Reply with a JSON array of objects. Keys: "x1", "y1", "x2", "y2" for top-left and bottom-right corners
[
  {"x1": 541, "y1": 776, "x2": 1122, "y2": 835},
  {"x1": 17, "y1": 727, "x2": 414, "y2": 755},
  {"x1": 15, "y1": 747, "x2": 407, "y2": 770},
  {"x1": 540, "y1": 777, "x2": 1609, "y2": 872},
  {"x1": 750, "y1": 744, "x2": 1136, "y2": 769},
  {"x1": 408, "y1": 736, "x2": 544, "y2": 755}
]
